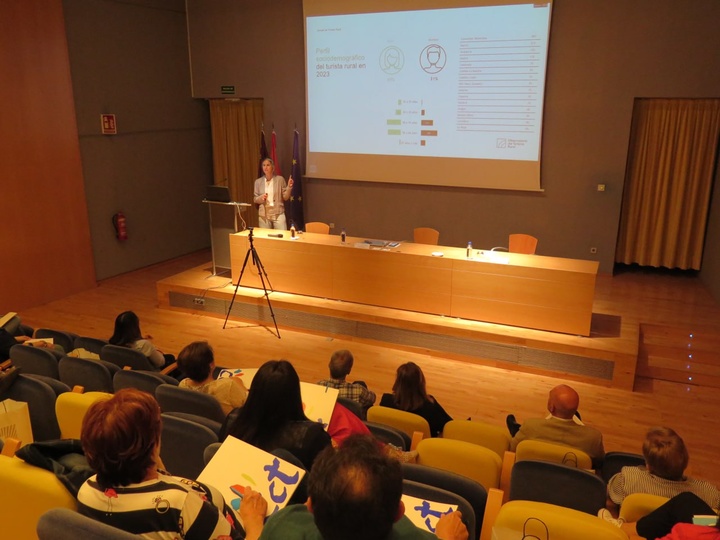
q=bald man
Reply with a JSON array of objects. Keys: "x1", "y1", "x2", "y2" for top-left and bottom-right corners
[{"x1": 508, "y1": 384, "x2": 605, "y2": 467}]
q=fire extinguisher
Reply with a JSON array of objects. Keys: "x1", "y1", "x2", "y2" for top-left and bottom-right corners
[{"x1": 112, "y1": 212, "x2": 128, "y2": 241}]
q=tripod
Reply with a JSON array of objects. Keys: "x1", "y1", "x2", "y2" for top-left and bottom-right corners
[{"x1": 223, "y1": 227, "x2": 280, "y2": 338}]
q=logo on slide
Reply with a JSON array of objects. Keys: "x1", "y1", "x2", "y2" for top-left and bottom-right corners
[
  {"x1": 380, "y1": 46, "x2": 405, "y2": 75},
  {"x1": 419, "y1": 44, "x2": 447, "y2": 74}
]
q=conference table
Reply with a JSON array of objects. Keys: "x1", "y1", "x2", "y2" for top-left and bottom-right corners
[{"x1": 229, "y1": 229, "x2": 599, "y2": 336}]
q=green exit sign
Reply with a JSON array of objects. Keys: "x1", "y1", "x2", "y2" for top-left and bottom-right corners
[{"x1": 221, "y1": 86, "x2": 235, "y2": 95}]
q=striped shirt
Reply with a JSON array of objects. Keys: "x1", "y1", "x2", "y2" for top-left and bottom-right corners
[
  {"x1": 608, "y1": 466, "x2": 720, "y2": 509},
  {"x1": 77, "y1": 473, "x2": 236, "y2": 539}
]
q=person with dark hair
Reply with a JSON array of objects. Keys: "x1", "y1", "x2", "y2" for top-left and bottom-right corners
[
  {"x1": 316, "y1": 349, "x2": 376, "y2": 410},
  {"x1": 380, "y1": 362, "x2": 452, "y2": 437},
  {"x1": 223, "y1": 359, "x2": 331, "y2": 470},
  {"x1": 605, "y1": 427, "x2": 720, "y2": 514},
  {"x1": 177, "y1": 341, "x2": 247, "y2": 415},
  {"x1": 253, "y1": 158, "x2": 293, "y2": 230},
  {"x1": 600, "y1": 491, "x2": 720, "y2": 539},
  {"x1": 77, "y1": 388, "x2": 242, "y2": 539},
  {"x1": 109, "y1": 310, "x2": 174, "y2": 369},
  {"x1": 243, "y1": 434, "x2": 468, "y2": 540},
  {"x1": 507, "y1": 384, "x2": 605, "y2": 468}
]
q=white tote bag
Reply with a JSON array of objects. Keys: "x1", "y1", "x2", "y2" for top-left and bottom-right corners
[{"x1": 0, "y1": 399, "x2": 34, "y2": 447}]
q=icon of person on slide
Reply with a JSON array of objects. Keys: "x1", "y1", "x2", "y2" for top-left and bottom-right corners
[
  {"x1": 420, "y1": 44, "x2": 447, "y2": 74},
  {"x1": 253, "y1": 157, "x2": 294, "y2": 230},
  {"x1": 380, "y1": 46, "x2": 404, "y2": 75}
]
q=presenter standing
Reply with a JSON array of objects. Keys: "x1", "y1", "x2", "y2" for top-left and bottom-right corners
[{"x1": 253, "y1": 158, "x2": 293, "y2": 229}]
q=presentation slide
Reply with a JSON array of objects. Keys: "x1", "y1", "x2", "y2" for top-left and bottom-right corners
[{"x1": 303, "y1": 1, "x2": 553, "y2": 191}]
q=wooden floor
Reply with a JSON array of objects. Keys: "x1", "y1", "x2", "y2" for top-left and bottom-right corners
[{"x1": 19, "y1": 250, "x2": 720, "y2": 486}]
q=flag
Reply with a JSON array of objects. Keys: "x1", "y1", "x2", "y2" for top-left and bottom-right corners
[
  {"x1": 287, "y1": 129, "x2": 305, "y2": 230},
  {"x1": 271, "y1": 129, "x2": 281, "y2": 175},
  {"x1": 258, "y1": 129, "x2": 268, "y2": 177}
]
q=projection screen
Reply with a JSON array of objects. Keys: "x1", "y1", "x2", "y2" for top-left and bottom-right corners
[{"x1": 303, "y1": 0, "x2": 553, "y2": 190}]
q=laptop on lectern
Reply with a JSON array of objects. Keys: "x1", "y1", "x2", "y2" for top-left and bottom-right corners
[{"x1": 205, "y1": 185, "x2": 232, "y2": 203}]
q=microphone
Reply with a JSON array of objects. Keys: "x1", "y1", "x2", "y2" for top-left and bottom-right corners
[{"x1": 268, "y1": 233, "x2": 284, "y2": 238}]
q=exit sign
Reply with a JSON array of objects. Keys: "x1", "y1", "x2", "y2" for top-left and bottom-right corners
[{"x1": 221, "y1": 86, "x2": 235, "y2": 95}]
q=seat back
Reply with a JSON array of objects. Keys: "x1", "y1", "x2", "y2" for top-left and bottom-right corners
[
  {"x1": 367, "y1": 405, "x2": 431, "y2": 440},
  {"x1": 37, "y1": 507, "x2": 140, "y2": 540},
  {"x1": 59, "y1": 356, "x2": 114, "y2": 393},
  {"x1": 508, "y1": 233, "x2": 538, "y2": 254},
  {"x1": 490, "y1": 500, "x2": 628, "y2": 540},
  {"x1": 509, "y1": 460, "x2": 606, "y2": 515},
  {"x1": 365, "y1": 421, "x2": 410, "y2": 450},
  {"x1": 618, "y1": 493, "x2": 670, "y2": 523},
  {"x1": 35, "y1": 328, "x2": 78, "y2": 354},
  {"x1": 337, "y1": 396, "x2": 365, "y2": 420},
  {"x1": 402, "y1": 479, "x2": 475, "y2": 539},
  {"x1": 160, "y1": 413, "x2": 218, "y2": 480},
  {"x1": 514, "y1": 439, "x2": 593, "y2": 469},
  {"x1": 3, "y1": 374, "x2": 61, "y2": 441},
  {"x1": 55, "y1": 390, "x2": 112, "y2": 439},
  {"x1": 155, "y1": 384, "x2": 226, "y2": 425},
  {"x1": 600, "y1": 451, "x2": 645, "y2": 483},
  {"x1": 9, "y1": 343, "x2": 60, "y2": 378},
  {"x1": 73, "y1": 336, "x2": 109, "y2": 355},
  {"x1": 442, "y1": 419, "x2": 511, "y2": 458},
  {"x1": 0, "y1": 454, "x2": 77, "y2": 539},
  {"x1": 413, "y1": 227, "x2": 440, "y2": 245},
  {"x1": 416, "y1": 438, "x2": 502, "y2": 491},
  {"x1": 101, "y1": 344, "x2": 155, "y2": 371},
  {"x1": 304, "y1": 221, "x2": 330, "y2": 234},
  {"x1": 402, "y1": 462, "x2": 487, "y2": 540},
  {"x1": 113, "y1": 369, "x2": 176, "y2": 394}
]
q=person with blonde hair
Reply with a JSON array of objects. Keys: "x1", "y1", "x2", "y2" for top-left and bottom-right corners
[{"x1": 606, "y1": 427, "x2": 720, "y2": 511}]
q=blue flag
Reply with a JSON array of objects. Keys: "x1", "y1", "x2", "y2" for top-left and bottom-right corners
[{"x1": 287, "y1": 130, "x2": 305, "y2": 230}]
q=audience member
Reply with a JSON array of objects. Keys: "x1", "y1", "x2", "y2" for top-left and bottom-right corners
[
  {"x1": 222, "y1": 359, "x2": 331, "y2": 470},
  {"x1": 507, "y1": 384, "x2": 605, "y2": 467},
  {"x1": 109, "y1": 310, "x2": 174, "y2": 370},
  {"x1": 600, "y1": 491, "x2": 720, "y2": 540},
  {"x1": 380, "y1": 362, "x2": 452, "y2": 437},
  {"x1": 606, "y1": 427, "x2": 720, "y2": 513},
  {"x1": 177, "y1": 341, "x2": 248, "y2": 415},
  {"x1": 77, "y1": 388, "x2": 241, "y2": 539},
  {"x1": 317, "y1": 349, "x2": 376, "y2": 410},
  {"x1": 241, "y1": 434, "x2": 469, "y2": 540}
]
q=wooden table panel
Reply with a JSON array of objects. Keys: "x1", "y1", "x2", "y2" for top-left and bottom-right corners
[{"x1": 229, "y1": 229, "x2": 598, "y2": 335}]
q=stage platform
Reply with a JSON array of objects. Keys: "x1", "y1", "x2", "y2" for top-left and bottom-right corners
[{"x1": 157, "y1": 261, "x2": 639, "y2": 390}]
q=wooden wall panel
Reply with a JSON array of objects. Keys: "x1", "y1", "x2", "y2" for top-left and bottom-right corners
[{"x1": 0, "y1": 0, "x2": 95, "y2": 312}]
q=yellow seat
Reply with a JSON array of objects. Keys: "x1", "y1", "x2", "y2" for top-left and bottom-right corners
[
  {"x1": 55, "y1": 390, "x2": 112, "y2": 439},
  {"x1": 508, "y1": 233, "x2": 538, "y2": 254},
  {"x1": 515, "y1": 439, "x2": 593, "y2": 469},
  {"x1": 442, "y1": 419, "x2": 511, "y2": 458},
  {"x1": 619, "y1": 493, "x2": 670, "y2": 523},
  {"x1": 413, "y1": 227, "x2": 440, "y2": 245},
  {"x1": 483, "y1": 498, "x2": 628, "y2": 540},
  {"x1": 0, "y1": 453, "x2": 77, "y2": 538},
  {"x1": 416, "y1": 438, "x2": 502, "y2": 491},
  {"x1": 304, "y1": 221, "x2": 330, "y2": 234},
  {"x1": 367, "y1": 405, "x2": 431, "y2": 440}
]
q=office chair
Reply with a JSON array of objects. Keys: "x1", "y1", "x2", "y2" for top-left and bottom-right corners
[
  {"x1": 413, "y1": 227, "x2": 440, "y2": 245},
  {"x1": 304, "y1": 221, "x2": 330, "y2": 234},
  {"x1": 508, "y1": 233, "x2": 538, "y2": 254}
]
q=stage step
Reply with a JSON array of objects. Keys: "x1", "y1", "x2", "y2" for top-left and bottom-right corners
[{"x1": 637, "y1": 324, "x2": 720, "y2": 387}]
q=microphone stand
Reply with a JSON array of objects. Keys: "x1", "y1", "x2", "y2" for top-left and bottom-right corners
[{"x1": 223, "y1": 227, "x2": 281, "y2": 339}]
